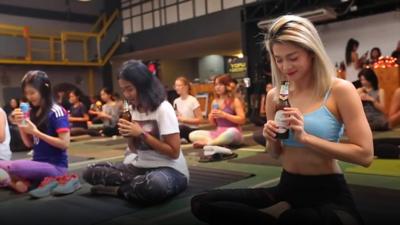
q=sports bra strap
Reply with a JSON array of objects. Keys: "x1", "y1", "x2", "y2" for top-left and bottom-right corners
[{"x1": 323, "y1": 88, "x2": 332, "y2": 103}]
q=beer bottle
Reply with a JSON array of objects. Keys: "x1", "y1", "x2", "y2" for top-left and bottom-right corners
[
  {"x1": 274, "y1": 81, "x2": 290, "y2": 139},
  {"x1": 120, "y1": 100, "x2": 132, "y2": 121}
]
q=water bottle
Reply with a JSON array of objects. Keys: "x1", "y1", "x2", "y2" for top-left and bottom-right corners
[{"x1": 20, "y1": 102, "x2": 30, "y2": 127}]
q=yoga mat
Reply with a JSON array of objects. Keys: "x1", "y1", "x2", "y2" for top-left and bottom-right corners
[
  {"x1": 229, "y1": 152, "x2": 281, "y2": 166},
  {"x1": 11, "y1": 152, "x2": 94, "y2": 163},
  {"x1": 346, "y1": 159, "x2": 400, "y2": 177},
  {"x1": 0, "y1": 166, "x2": 253, "y2": 225},
  {"x1": 350, "y1": 185, "x2": 400, "y2": 225}
]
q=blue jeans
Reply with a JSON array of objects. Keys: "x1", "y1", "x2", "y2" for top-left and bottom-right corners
[{"x1": 83, "y1": 162, "x2": 187, "y2": 205}]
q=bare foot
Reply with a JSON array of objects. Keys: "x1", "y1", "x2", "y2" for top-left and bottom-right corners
[
  {"x1": 9, "y1": 179, "x2": 30, "y2": 193},
  {"x1": 259, "y1": 201, "x2": 291, "y2": 218},
  {"x1": 193, "y1": 141, "x2": 208, "y2": 149}
]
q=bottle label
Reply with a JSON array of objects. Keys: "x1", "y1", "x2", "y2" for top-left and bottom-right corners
[
  {"x1": 274, "y1": 110, "x2": 288, "y2": 133},
  {"x1": 279, "y1": 83, "x2": 289, "y2": 95},
  {"x1": 20, "y1": 102, "x2": 30, "y2": 126}
]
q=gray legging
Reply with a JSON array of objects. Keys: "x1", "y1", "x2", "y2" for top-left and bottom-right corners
[{"x1": 83, "y1": 162, "x2": 187, "y2": 205}]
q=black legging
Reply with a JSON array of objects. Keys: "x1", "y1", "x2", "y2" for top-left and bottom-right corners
[
  {"x1": 191, "y1": 170, "x2": 363, "y2": 225},
  {"x1": 179, "y1": 125, "x2": 196, "y2": 141}
]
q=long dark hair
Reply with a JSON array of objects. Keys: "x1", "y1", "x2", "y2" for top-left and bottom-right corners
[
  {"x1": 358, "y1": 68, "x2": 379, "y2": 90},
  {"x1": 118, "y1": 60, "x2": 166, "y2": 112},
  {"x1": 21, "y1": 70, "x2": 53, "y2": 132},
  {"x1": 345, "y1": 38, "x2": 359, "y2": 65}
]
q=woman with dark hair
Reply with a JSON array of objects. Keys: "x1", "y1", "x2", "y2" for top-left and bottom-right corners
[
  {"x1": 83, "y1": 60, "x2": 188, "y2": 205},
  {"x1": 369, "y1": 47, "x2": 382, "y2": 64},
  {"x1": 173, "y1": 76, "x2": 203, "y2": 143},
  {"x1": 345, "y1": 38, "x2": 367, "y2": 87},
  {"x1": 89, "y1": 87, "x2": 120, "y2": 136},
  {"x1": 189, "y1": 74, "x2": 245, "y2": 161},
  {"x1": 357, "y1": 68, "x2": 389, "y2": 131},
  {"x1": 68, "y1": 89, "x2": 89, "y2": 136},
  {"x1": 3, "y1": 98, "x2": 19, "y2": 116},
  {"x1": 0, "y1": 70, "x2": 71, "y2": 194}
]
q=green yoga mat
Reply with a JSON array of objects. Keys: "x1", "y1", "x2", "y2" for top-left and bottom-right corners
[{"x1": 346, "y1": 159, "x2": 400, "y2": 177}]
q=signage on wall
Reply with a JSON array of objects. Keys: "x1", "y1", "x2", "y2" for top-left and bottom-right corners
[{"x1": 228, "y1": 58, "x2": 247, "y2": 73}]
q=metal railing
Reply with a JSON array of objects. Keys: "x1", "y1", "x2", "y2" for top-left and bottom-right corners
[{"x1": 0, "y1": 10, "x2": 121, "y2": 66}]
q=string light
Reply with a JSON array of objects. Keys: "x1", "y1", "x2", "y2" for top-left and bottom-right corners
[{"x1": 373, "y1": 56, "x2": 398, "y2": 69}]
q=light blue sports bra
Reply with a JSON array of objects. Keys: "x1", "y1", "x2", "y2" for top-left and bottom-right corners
[{"x1": 282, "y1": 89, "x2": 344, "y2": 147}]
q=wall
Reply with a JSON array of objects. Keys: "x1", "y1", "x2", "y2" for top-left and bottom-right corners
[
  {"x1": 0, "y1": 14, "x2": 93, "y2": 35},
  {"x1": 318, "y1": 11, "x2": 400, "y2": 65},
  {"x1": 198, "y1": 55, "x2": 225, "y2": 81},
  {"x1": 110, "y1": 58, "x2": 198, "y2": 93},
  {"x1": 0, "y1": 65, "x2": 103, "y2": 106},
  {"x1": 119, "y1": 6, "x2": 242, "y2": 54},
  {"x1": 159, "y1": 58, "x2": 198, "y2": 88},
  {"x1": 0, "y1": 0, "x2": 103, "y2": 15}
]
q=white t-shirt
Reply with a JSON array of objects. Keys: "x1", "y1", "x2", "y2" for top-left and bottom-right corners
[
  {"x1": 126, "y1": 101, "x2": 189, "y2": 180},
  {"x1": 0, "y1": 108, "x2": 11, "y2": 160},
  {"x1": 173, "y1": 95, "x2": 200, "y2": 128},
  {"x1": 346, "y1": 63, "x2": 360, "y2": 82}
]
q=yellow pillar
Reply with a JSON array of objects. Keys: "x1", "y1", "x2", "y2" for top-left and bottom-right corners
[{"x1": 88, "y1": 68, "x2": 95, "y2": 97}]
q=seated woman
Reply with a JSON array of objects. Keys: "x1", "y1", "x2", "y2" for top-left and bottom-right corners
[
  {"x1": 0, "y1": 71, "x2": 70, "y2": 194},
  {"x1": 372, "y1": 87, "x2": 400, "y2": 159},
  {"x1": 357, "y1": 68, "x2": 389, "y2": 131},
  {"x1": 389, "y1": 87, "x2": 400, "y2": 129},
  {"x1": 83, "y1": 60, "x2": 188, "y2": 205},
  {"x1": 173, "y1": 76, "x2": 203, "y2": 143},
  {"x1": 191, "y1": 15, "x2": 373, "y2": 225},
  {"x1": 68, "y1": 89, "x2": 90, "y2": 136},
  {"x1": 90, "y1": 88, "x2": 120, "y2": 137},
  {"x1": 0, "y1": 107, "x2": 11, "y2": 161},
  {"x1": 189, "y1": 74, "x2": 245, "y2": 161}
]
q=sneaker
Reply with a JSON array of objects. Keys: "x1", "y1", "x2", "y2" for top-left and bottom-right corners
[
  {"x1": 52, "y1": 174, "x2": 81, "y2": 196},
  {"x1": 0, "y1": 168, "x2": 10, "y2": 187},
  {"x1": 29, "y1": 177, "x2": 58, "y2": 198},
  {"x1": 27, "y1": 150, "x2": 34, "y2": 156},
  {"x1": 203, "y1": 145, "x2": 233, "y2": 156},
  {"x1": 180, "y1": 138, "x2": 189, "y2": 144}
]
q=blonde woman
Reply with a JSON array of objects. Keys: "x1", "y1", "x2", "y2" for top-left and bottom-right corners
[
  {"x1": 191, "y1": 15, "x2": 372, "y2": 225},
  {"x1": 173, "y1": 76, "x2": 202, "y2": 143}
]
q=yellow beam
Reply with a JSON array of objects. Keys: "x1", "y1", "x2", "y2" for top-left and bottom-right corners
[
  {"x1": 102, "y1": 37, "x2": 121, "y2": 64},
  {"x1": 88, "y1": 68, "x2": 95, "y2": 96},
  {"x1": 0, "y1": 23, "x2": 24, "y2": 31},
  {"x1": 62, "y1": 31, "x2": 98, "y2": 37},
  {"x1": 83, "y1": 39, "x2": 88, "y2": 62},
  {"x1": 49, "y1": 37, "x2": 55, "y2": 61},
  {"x1": 0, "y1": 58, "x2": 101, "y2": 66},
  {"x1": 99, "y1": 10, "x2": 119, "y2": 38},
  {"x1": 91, "y1": 13, "x2": 106, "y2": 32},
  {"x1": 0, "y1": 31, "x2": 23, "y2": 36}
]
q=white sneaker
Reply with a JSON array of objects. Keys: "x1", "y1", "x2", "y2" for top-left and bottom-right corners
[
  {"x1": 180, "y1": 138, "x2": 189, "y2": 144},
  {"x1": 203, "y1": 145, "x2": 233, "y2": 156}
]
